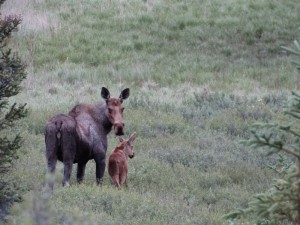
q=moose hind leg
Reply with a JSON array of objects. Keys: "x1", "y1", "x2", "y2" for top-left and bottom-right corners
[
  {"x1": 120, "y1": 172, "x2": 127, "y2": 187},
  {"x1": 112, "y1": 174, "x2": 121, "y2": 189},
  {"x1": 47, "y1": 157, "x2": 57, "y2": 174},
  {"x1": 45, "y1": 126, "x2": 59, "y2": 190},
  {"x1": 63, "y1": 161, "x2": 73, "y2": 186},
  {"x1": 61, "y1": 122, "x2": 76, "y2": 187},
  {"x1": 62, "y1": 147, "x2": 75, "y2": 186},
  {"x1": 46, "y1": 157, "x2": 57, "y2": 190},
  {"x1": 45, "y1": 124, "x2": 58, "y2": 174}
]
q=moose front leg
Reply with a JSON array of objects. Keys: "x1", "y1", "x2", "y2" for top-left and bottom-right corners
[
  {"x1": 94, "y1": 153, "x2": 106, "y2": 185},
  {"x1": 77, "y1": 161, "x2": 87, "y2": 184}
]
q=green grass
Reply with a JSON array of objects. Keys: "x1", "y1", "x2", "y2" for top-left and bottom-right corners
[{"x1": 2, "y1": 0, "x2": 300, "y2": 224}]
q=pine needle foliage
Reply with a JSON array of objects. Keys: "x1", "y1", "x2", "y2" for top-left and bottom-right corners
[
  {"x1": 224, "y1": 37, "x2": 300, "y2": 225},
  {"x1": 0, "y1": 0, "x2": 27, "y2": 200}
]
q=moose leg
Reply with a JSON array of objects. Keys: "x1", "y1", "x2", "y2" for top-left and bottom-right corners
[
  {"x1": 112, "y1": 175, "x2": 121, "y2": 189},
  {"x1": 45, "y1": 125, "x2": 58, "y2": 174},
  {"x1": 94, "y1": 153, "x2": 106, "y2": 185},
  {"x1": 62, "y1": 160, "x2": 73, "y2": 186},
  {"x1": 61, "y1": 141, "x2": 75, "y2": 187},
  {"x1": 120, "y1": 171, "x2": 127, "y2": 187},
  {"x1": 45, "y1": 126, "x2": 58, "y2": 190},
  {"x1": 62, "y1": 149, "x2": 75, "y2": 186},
  {"x1": 46, "y1": 157, "x2": 57, "y2": 190},
  {"x1": 77, "y1": 162, "x2": 87, "y2": 183},
  {"x1": 61, "y1": 122, "x2": 76, "y2": 187},
  {"x1": 47, "y1": 156, "x2": 57, "y2": 174}
]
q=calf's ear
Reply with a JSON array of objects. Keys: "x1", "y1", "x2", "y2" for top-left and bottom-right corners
[
  {"x1": 118, "y1": 136, "x2": 124, "y2": 142},
  {"x1": 119, "y1": 88, "x2": 130, "y2": 101},
  {"x1": 128, "y1": 132, "x2": 137, "y2": 144},
  {"x1": 101, "y1": 87, "x2": 110, "y2": 100}
]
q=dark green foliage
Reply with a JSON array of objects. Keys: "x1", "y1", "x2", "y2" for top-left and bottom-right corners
[
  {"x1": 0, "y1": 0, "x2": 27, "y2": 200},
  {"x1": 281, "y1": 32, "x2": 300, "y2": 71},
  {"x1": 224, "y1": 40, "x2": 300, "y2": 225}
]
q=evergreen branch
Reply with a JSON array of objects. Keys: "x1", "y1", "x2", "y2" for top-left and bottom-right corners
[
  {"x1": 267, "y1": 143, "x2": 300, "y2": 159},
  {"x1": 0, "y1": 99, "x2": 8, "y2": 110},
  {"x1": 291, "y1": 91, "x2": 300, "y2": 98},
  {"x1": 0, "y1": 15, "x2": 21, "y2": 45},
  {"x1": 248, "y1": 130, "x2": 300, "y2": 159},
  {"x1": 285, "y1": 111, "x2": 300, "y2": 120},
  {"x1": 226, "y1": 36, "x2": 300, "y2": 225},
  {"x1": 0, "y1": 135, "x2": 22, "y2": 173},
  {"x1": 0, "y1": 0, "x2": 6, "y2": 8},
  {"x1": 0, "y1": 103, "x2": 27, "y2": 129},
  {"x1": 0, "y1": 0, "x2": 26, "y2": 202},
  {"x1": 279, "y1": 126, "x2": 300, "y2": 139},
  {"x1": 281, "y1": 46, "x2": 300, "y2": 56}
]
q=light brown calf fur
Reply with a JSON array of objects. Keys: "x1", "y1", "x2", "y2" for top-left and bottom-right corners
[{"x1": 108, "y1": 132, "x2": 137, "y2": 189}]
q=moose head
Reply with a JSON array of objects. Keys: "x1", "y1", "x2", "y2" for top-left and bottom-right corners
[
  {"x1": 101, "y1": 87, "x2": 130, "y2": 136},
  {"x1": 118, "y1": 132, "x2": 137, "y2": 159}
]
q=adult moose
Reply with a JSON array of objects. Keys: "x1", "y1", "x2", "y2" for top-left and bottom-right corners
[{"x1": 45, "y1": 87, "x2": 130, "y2": 189}]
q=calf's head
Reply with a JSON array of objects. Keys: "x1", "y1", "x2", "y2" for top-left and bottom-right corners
[
  {"x1": 119, "y1": 132, "x2": 137, "y2": 158},
  {"x1": 101, "y1": 87, "x2": 130, "y2": 136}
]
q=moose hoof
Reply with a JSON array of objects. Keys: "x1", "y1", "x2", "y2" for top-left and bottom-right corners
[
  {"x1": 96, "y1": 178, "x2": 103, "y2": 186},
  {"x1": 63, "y1": 182, "x2": 70, "y2": 187}
]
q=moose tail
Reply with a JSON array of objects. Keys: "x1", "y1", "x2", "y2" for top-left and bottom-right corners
[{"x1": 55, "y1": 120, "x2": 63, "y2": 147}]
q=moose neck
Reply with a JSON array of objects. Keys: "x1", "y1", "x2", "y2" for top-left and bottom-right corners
[
  {"x1": 123, "y1": 148, "x2": 129, "y2": 159},
  {"x1": 116, "y1": 142, "x2": 129, "y2": 159},
  {"x1": 123, "y1": 144, "x2": 130, "y2": 159},
  {"x1": 96, "y1": 103, "x2": 113, "y2": 135}
]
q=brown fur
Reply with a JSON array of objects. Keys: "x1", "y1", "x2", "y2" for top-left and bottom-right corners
[
  {"x1": 108, "y1": 132, "x2": 137, "y2": 189},
  {"x1": 45, "y1": 87, "x2": 130, "y2": 189}
]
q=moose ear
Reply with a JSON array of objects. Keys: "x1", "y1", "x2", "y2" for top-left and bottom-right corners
[
  {"x1": 119, "y1": 88, "x2": 130, "y2": 101},
  {"x1": 128, "y1": 132, "x2": 137, "y2": 144},
  {"x1": 101, "y1": 87, "x2": 110, "y2": 100}
]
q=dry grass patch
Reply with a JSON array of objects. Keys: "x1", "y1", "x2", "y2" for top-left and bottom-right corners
[{"x1": 2, "y1": 0, "x2": 59, "y2": 34}]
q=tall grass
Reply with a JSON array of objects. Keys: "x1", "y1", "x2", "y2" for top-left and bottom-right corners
[{"x1": 1, "y1": 0, "x2": 300, "y2": 224}]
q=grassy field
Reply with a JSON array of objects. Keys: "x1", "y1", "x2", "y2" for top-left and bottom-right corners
[{"x1": 2, "y1": 0, "x2": 300, "y2": 224}]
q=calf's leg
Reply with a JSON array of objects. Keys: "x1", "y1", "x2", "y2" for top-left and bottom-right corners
[
  {"x1": 112, "y1": 174, "x2": 121, "y2": 189},
  {"x1": 120, "y1": 169, "x2": 128, "y2": 187}
]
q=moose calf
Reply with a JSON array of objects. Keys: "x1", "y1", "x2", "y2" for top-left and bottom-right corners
[{"x1": 108, "y1": 132, "x2": 137, "y2": 189}]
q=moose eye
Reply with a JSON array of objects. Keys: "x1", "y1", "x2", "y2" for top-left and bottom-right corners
[{"x1": 108, "y1": 108, "x2": 113, "y2": 113}]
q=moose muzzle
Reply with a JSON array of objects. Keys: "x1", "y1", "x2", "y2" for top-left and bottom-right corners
[{"x1": 114, "y1": 122, "x2": 125, "y2": 136}]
